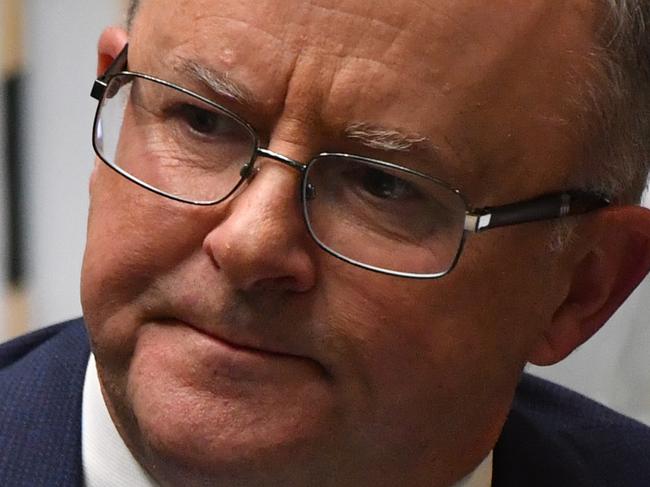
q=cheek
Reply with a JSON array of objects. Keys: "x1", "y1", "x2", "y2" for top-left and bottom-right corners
[
  {"x1": 316, "y1": 271, "x2": 512, "y2": 464},
  {"x1": 80, "y1": 167, "x2": 217, "y2": 349},
  {"x1": 83, "y1": 184, "x2": 160, "y2": 313},
  {"x1": 327, "y1": 235, "x2": 555, "y2": 430},
  {"x1": 84, "y1": 167, "x2": 213, "y2": 286}
]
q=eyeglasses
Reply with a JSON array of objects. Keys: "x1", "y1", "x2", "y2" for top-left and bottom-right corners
[{"x1": 90, "y1": 45, "x2": 610, "y2": 279}]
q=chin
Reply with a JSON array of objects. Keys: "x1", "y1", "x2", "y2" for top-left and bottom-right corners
[
  {"x1": 131, "y1": 398, "x2": 339, "y2": 486},
  {"x1": 118, "y1": 356, "x2": 340, "y2": 486}
]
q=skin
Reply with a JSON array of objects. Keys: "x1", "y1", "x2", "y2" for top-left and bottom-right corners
[{"x1": 82, "y1": 1, "x2": 650, "y2": 485}]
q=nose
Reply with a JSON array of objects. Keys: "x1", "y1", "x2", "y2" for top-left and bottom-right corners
[{"x1": 202, "y1": 151, "x2": 317, "y2": 293}]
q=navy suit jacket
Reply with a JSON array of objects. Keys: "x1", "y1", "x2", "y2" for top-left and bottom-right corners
[{"x1": 2, "y1": 319, "x2": 650, "y2": 486}]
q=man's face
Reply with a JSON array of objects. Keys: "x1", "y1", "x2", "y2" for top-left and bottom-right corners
[{"x1": 82, "y1": 1, "x2": 598, "y2": 485}]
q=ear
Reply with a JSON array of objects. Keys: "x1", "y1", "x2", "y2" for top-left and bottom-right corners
[
  {"x1": 97, "y1": 27, "x2": 128, "y2": 76},
  {"x1": 528, "y1": 205, "x2": 650, "y2": 366},
  {"x1": 91, "y1": 27, "x2": 128, "y2": 194}
]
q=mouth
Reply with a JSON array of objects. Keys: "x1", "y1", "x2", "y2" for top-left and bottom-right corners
[
  {"x1": 162, "y1": 318, "x2": 331, "y2": 379},
  {"x1": 188, "y1": 323, "x2": 297, "y2": 359}
]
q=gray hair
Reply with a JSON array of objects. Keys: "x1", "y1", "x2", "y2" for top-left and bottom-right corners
[
  {"x1": 125, "y1": 0, "x2": 650, "y2": 203},
  {"x1": 581, "y1": 0, "x2": 650, "y2": 203}
]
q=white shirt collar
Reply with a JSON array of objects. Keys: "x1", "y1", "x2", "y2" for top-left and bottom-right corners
[
  {"x1": 82, "y1": 354, "x2": 492, "y2": 486},
  {"x1": 82, "y1": 353, "x2": 158, "y2": 487},
  {"x1": 454, "y1": 451, "x2": 493, "y2": 487}
]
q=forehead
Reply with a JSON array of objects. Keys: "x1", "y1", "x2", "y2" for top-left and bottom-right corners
[{"x1": 131, "y1": 0, "x2": 599, "y2": 199}]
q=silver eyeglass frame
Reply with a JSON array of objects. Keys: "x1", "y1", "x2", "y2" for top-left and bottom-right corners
[{"x1": 90, "y1": 44, "x2": 611, "y2": 279}]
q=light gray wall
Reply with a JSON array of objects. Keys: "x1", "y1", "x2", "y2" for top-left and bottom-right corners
[{"x1": 23, "y1": 1, "x2": 120, "y2": 327}]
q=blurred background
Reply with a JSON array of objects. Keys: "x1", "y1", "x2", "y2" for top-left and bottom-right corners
[
  {"x1": 1, "y1": 1, "x2": 649, "y2": 424},
  {"x1": 0, "y1": 0, "x2": 122, "y2": 340}
]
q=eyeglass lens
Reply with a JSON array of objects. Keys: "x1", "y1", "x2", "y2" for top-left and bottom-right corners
[
  {"x1": 304, "y1": 156, "x2": 467, "y2": 276},
  {"x1": 96, "y1": 74, "x2": 255, "y2": 203},
  {"x1": 94, "y1": 74, "x2": 468, "y2": 277}
]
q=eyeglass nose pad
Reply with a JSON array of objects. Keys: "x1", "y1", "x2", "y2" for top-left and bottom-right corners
[
  {"x1": 305, "y1": 183, "x2": 316, "y2": 201},
  {"x1": 240, "y1": 162, "x2": 259, "y2": 180}
]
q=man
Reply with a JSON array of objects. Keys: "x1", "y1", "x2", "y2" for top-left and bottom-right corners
[{"x1": 2, "y1": 0, "x2": 650, "y2": 485}]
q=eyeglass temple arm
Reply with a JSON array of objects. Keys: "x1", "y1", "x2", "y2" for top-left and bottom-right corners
[
  {"x1": 90, "y1": 44, "x2": 130, "y2": 100},
  {"x1": 464, "y1": 190, "x2": 610, "y2": 233}
]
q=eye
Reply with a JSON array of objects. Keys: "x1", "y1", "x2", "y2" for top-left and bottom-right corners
[
  {"x1": 356, "y1": 167, "x2": 416, "y2": 200},
  {"x1": 176, "y1": 104, "x2": 225, "y2": 136},
  {"x1": 163, "y1": 102, "x2": 240, "y2": 140}
]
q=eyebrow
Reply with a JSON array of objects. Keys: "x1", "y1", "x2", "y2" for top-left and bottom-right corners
[
  {"x1": 344, "y1": 122, "x2": 439, "y2": 158},
  {"x1": 169, "y1": 59, "x2": 438, "y2": 160},
  {"x1": 174, "y1": 58, "x2": 257, "y2": 107}
]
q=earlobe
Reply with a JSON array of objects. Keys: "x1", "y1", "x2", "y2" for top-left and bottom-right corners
[
  {"x1": 528, "y1": 205, "x2": 650, "y2": 366},
  {"x1": 97, "y1": 27, "x2": 128, "y2": 76}
]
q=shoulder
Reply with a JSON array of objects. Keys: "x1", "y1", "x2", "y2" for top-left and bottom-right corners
[
  {"x1": 494, "y1": 373, "x2": 650, "y2": 487},
  {"x1": 0, "y1": 319, "x2": 89, "y2": 486},
  {"x1": 0, "y1": 319, "x2": 88, "y2": 367}
]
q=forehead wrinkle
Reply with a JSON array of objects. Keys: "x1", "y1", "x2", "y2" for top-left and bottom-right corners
[{"x1": 171, "y1": 56, "x2": 258, "y2": 107}]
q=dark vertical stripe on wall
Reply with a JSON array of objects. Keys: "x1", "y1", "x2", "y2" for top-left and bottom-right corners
[{"x1": 3, "y1": 73, "x2": 25, "y2": 286}]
